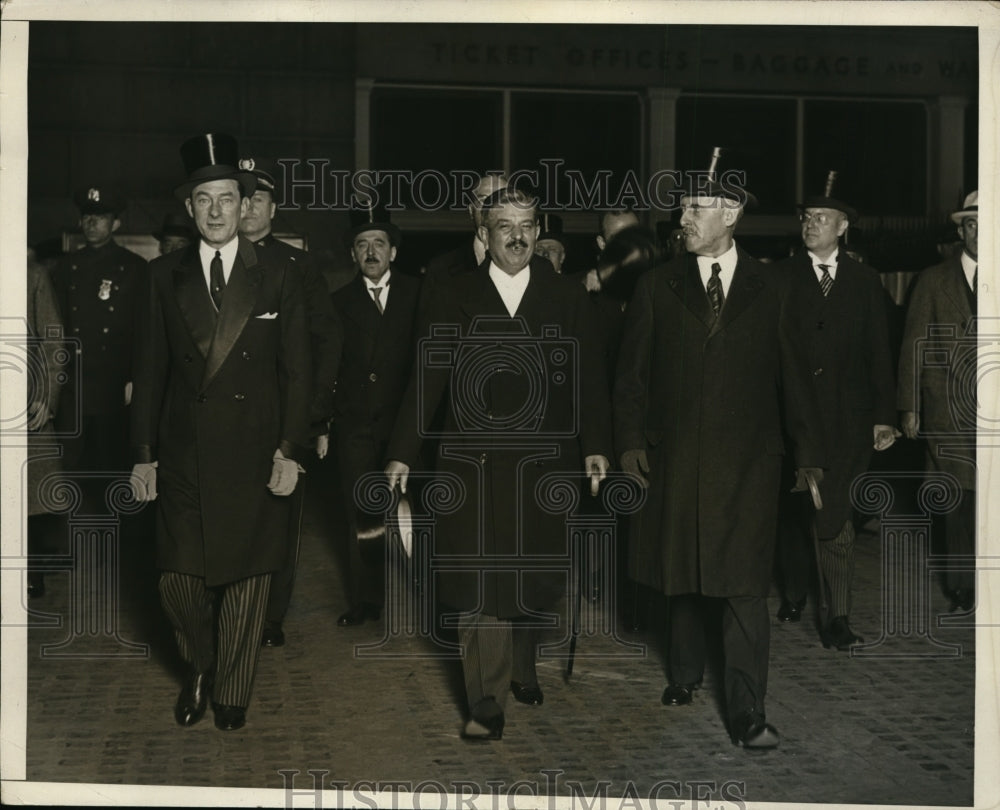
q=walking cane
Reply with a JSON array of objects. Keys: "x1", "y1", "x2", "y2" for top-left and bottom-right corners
[
  {"x1": 804, "y1": 471, "x2": 829, "y2": 635},
  {"x1": 565, "y1": 529, "x2": 583, "y2": 682}
]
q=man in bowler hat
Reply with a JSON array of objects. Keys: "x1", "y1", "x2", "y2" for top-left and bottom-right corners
[{"x1": 130, "y1": 133, "x2": 311, "y2": 731}]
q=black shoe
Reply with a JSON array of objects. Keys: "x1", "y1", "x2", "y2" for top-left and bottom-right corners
[
  {"x1": 337, "y1": 602, "x2": 382, "y2": 626},
  {"x1": 261, "y1": 624, "x2": 285, "y2": 647},
  {"x1": 174, "y1": 672, "x2": 212, "y2": 727},
  {"x1": 949, "y1": 588, "x2": 975, "y2": 613},
  {"x1": 661, "y1": 682, "x2": 698, "y2": 706},
  {"x1": 730, "y1": 709, "x2": 780, "y2": 749},
  {"x1": 510, "y1": 681, "x2": 544, "y2": 705},
  {"x1": 822, "y1": 615, "x2": 864, "y2": 650},
  {"x1": 776, "y1": 597, "x2": 805, "y2": 622},
  {"x1": 27, "y1": 573, "x2": 45, "y2": 599},
  {"x1": 212, "y1": 703, "x2": 246, "y2": 731},
  {"x1": 462, "y1": 712, "x2": 504, "y2": 741}
]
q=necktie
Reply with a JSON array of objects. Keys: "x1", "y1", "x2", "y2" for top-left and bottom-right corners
[
  {"x1": 972, "y1": 266, "x2": 978, "y2": 295},
  {"x1": 210, "y1": 250, "x2": 225, "y2": 311},
  {"x1": 372, "y1": 286, "x2": 384, "y2": 314},
  {"x1": 707, "y1": 262, "x2": 724, "y2": 318},
  {"x1": 818, "y1": 264, "x2": 834, "y2": 297}
]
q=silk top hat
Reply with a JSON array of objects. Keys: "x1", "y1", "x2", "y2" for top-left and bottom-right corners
[
  {"x1": 537, "y1": 213, "x2": 567, "y2": 247},
  {"x1": 799, "y1": 170, "x2": 859, "y2": 223},
  {"x1": 174, "y1": 133, "x2": 257, "y2": 201},
  {"x1": 153, "y1": 213, "x2": 195, "y2": 241},
  {"x1": 73, "y1": 185, "x2": 125, "y2": 216},
  {"x1": 238, "y1": 156, "x2": 278, "y2": 197},
  {"x1": 346, "y1": 195, "x2": 402, "y2": 248},
  {"x1": 682, "y1": 147, "x2": 758, "y2": 211},
  {"x1": 950, "y1": 190, "x2": 978, "y2": 223}
]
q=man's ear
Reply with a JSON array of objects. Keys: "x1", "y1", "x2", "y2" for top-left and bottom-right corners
[
  {"x1": 836, "y1": 218, "x2": 850, "y2": 239},
  {"x1": 477, "y1": 224, "x2": 489, "y2": 246},
  {"x1": 184, "y1": 198, "x2": 194, "y2": 218},
  {"x1": 111, "y1": 217, "x2": 122, "y2": 234},
  {"x1": 389, "y1": 246, "x2": 397, "y2": 263},
  {"x1": 268, "y1": 201, "x2": 277, "y2": 221}
]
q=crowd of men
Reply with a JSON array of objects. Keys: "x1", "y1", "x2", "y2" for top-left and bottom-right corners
[{"x1": 24, "y1": 131, "x2": 980, "y2": 749}]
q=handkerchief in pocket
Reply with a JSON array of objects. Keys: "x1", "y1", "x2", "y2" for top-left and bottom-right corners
[{"x1": 255, "y1": 312, "x2": 278, "y2": 320}]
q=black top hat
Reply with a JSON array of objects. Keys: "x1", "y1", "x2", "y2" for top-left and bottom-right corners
[
  {"x1": 73, "y1": 185, "x2": 125, "y2": 216},
  {"x1": 537, "y1": 213, "x2": 566, "y2": 247},
  {"x1": 174, "y1": 133, "x2": 257, "y2": 201},
  {"x1": 238, "y1": 157, "x2": 278, "y2": 197},
  {"x1": 799, "y1": 170, "x2": 858, "y2": 223},
  {"x1": 682, "y1": 147, "x2": 758, "y2": 210},
  {"x1": 153, "y1": 213, "x2": 195, "y2": 241},
  {"x1": 346, "y1": 196, "x2": 402, "y2": 248}
]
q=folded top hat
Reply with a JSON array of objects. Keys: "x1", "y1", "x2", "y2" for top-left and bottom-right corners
[
  {"x1": 153, "y1": 212, "x2": 195, "y2": 241},
  {"x1": 346, "y1": 195, "x2": 402, "y2": 248},
  {"x1": 682, "y1": 147, "x2": 758, "y2": 211},
  {"x1": 73, "y1": 185, "x2": 125, "y2": 216},
  {"x1": 174, "y1": 133, "x2": 257, "y2": 201},
  {"x1": 238, "y1": 156, "x2": 278, "y2": 197},
  {"x1": 799, "y1": 170, "x2": 858, "y2": 223},
  {"x1": 950, "y1": 190, "x2": 978, "y2": 223},
  {"x1": 537, "y1": 213, "x2": 566, "y2": 246}
]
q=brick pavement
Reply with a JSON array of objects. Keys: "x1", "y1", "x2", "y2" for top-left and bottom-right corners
[{"x1": 18, "y1": 467, "x2": 978, "y2": 807}]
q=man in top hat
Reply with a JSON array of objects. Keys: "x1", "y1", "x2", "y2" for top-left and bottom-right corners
[
  {"x1": 385, "y1": 186, "x2": 613, "y2": 741},
  {"x1": 130, "y1": 133, "x2": 311, "y2": 731},
  {"x1": 49, "y1": 184, "x2": 147, "y2": 479},
  {"x1": 238, "y1": 155, "x2": 343, "y2": 648},
  {"x1": 614, "y1": 153, "x2": 824, "y2": 749},
  {"x1": 326, "y1": 197, "x2": 419, "y2": 626},
  {"x1": 773, "y1": 173, "x2": 898, "y2": 649},
  {"x1": 898, "y1": 190, "x2": 979, "y2": 613},
  {"x1": 154, "y1": 213, "x2": 195, "y2": 256},
  {"x1": 534, "y1": 212, "x2": 567, "y2": 274}
]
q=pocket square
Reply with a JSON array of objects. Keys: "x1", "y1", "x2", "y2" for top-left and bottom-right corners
[{"x1": 255, "y1": 312, "x2": 278, "y2": 320}]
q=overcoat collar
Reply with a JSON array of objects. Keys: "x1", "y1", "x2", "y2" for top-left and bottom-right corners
[
  {"x1": 666, "y1": 248, "x2": 764, "y2": 337},
  {"x1": 940, "y1": 252, "x2": 975, "y2": 320}
]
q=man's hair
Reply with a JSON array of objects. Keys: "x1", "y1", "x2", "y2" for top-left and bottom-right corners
[{"x1": 480, "y1": 187, "x2": 538, "y2": 228}]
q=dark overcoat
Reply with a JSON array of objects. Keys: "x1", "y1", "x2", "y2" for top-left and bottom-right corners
[
  {"x1": 614, "y1": 248, "x2": 824, "y2": 598},
  {"x1": 388, "y1": 260, "x2": 613, "y2": 618},
  {"x1": 779, "y1": 252, "x2": 896, "y2": 537},
  {"x1": 897, "y1": 252, "x2": 977, "y2": 490},
  {"x1": 131, "y1": 237, "x2": 311, "y2": 586}
]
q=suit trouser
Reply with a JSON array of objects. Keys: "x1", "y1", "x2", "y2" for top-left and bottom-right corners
[
  {"x1": 264, "y1": 485, "x2": 305, "y2": 627},
  {"x1": 775, "y1": 490, "x2": 811, "y2": 606},
  {"x1": 817, "y1": 520, "x2": 856, "y2": 617},
  {"x1": 668, "y1": 593, "x2": 770, "y2": 726},
  {"x1": 944, "y1": 488, "x2": 976, "y2": 593},
  {"x1": 159, "y1": 571, "x2": 271, "y2": 707},
  {"x1": 336, "y1": 424, "x2": 386, "y2": 607},
  {"x1": 457, "y1": 612, "x2": 539, "y2": 717}
]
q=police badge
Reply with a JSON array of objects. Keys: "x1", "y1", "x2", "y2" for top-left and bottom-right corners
[{"x1": 98, "y1": 279, "x2": 112, "y2": 301}]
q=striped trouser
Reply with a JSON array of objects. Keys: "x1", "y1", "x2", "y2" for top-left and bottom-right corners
[
  {"x1": 158, "y1": 571, "x2": 271, "y2": 707},
  {"x1": 817, "y1": 521, "x2": 855, "y2": 617},
  {"x1": 456, "y1": 613, "x2": 538, "y2": 715}
]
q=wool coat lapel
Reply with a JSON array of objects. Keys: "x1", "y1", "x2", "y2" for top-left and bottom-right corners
[{"x1": 203, "y1": 238, "x2": 261, "y2": 388}]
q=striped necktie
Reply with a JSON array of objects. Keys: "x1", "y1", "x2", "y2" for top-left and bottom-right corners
[
  {"x1": 707, "y1": 262, "x2": 724, "y2": 318},
  {"x1": 818, "y1": 264, "x2": 834, "y2": 297},
  {"x1": 371, "y1": 285, "x2": 384, "y2": 314}
]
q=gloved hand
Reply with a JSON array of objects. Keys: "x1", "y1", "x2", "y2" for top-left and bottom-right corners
[
  {"x1": 620, "y1": 449, "x2": 650, "y2": 488},
  {"x1": 130, "y1": 462, "x2": 158, "y2": 502},
  {"x1": 585, "y1": 454, "x2": 610, "y2": 496},
  {"x1": 315, "y1": 433, "x2": 329, "y2": 460},
  {"x1": 873, "y1": 424, "x2": 902, "y2": 451},
  {"x1": 385, "y1": 460, "x2": 410, "y2": 494},
  {"x1": 267, "y1": 449, "x2": 303, "y2": 497},
  {"x1": 792, "y1": 467, "x2": 824, "y2": 511},
  {"x1": 901, "y1": 411, "x2": 919, "y2": 440}
]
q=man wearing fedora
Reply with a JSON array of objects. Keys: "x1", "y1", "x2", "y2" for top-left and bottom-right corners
[
  {"x1": 50, "y1": 185, "x2": 147, "y2": 480},
  {"x1": 327, "y1": 199, "x2": 419, "y2": 627},
  {"x1": 238, "y1": 156, "x2": 343, "y2": 648},
  {"x1": 614, "y1": 159, "x2": 824, "y2": 749},
  {"x1": 153, "y1": 213, "x2": 195, "y2": 256},
  {"x1": 130, "y1": 133, "x2": 311, "y2": 731},
  {"x1": 898, "y1": 190, "x2": 979, "y2": 613},
  {"x1": 773, "y1": 175, "x2": 898, "y2": 650}
]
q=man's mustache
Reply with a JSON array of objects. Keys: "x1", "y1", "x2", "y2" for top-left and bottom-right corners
[{"x1": 505, "y1": 238, "x2": 528, "y2": 249}]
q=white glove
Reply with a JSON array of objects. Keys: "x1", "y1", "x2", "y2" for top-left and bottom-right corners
[
  {"x1": 268, "y1": 449, "x2": 303, "y2": 497},
  {"x1": 130, "y1": 462, "x2": 158, "y2": 502},
  {"x1": 385, "y1": 460, "x2": 410, "y2": 494},
  {"x1": 585, "y1": 454, "x2": 610, "y2": 496}
]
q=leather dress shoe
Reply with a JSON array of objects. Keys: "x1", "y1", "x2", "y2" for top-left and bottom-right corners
[
  {"x1": 174, "y1": 672, "x2": 213, "y2": 727},
  {"x1": 949, "y1": 588, "x2": 975, "y2": 613},
  {"x1": 822, "y1": 615, "x2": 864, "y2": 650},
  {"x1": 462, "y1": 712, "x2": 504, "y2": 741},
  {"x1": 776, "y1": 597, "x2": 805, "y2": 622},
  {"x1": 661, "y1": 682, "x2": 700, "y2": 706},
  {"x1": 212, "y1": 702, "x2": 247, "y2": 731},
  {"x1": 730, "y1": 709, "x2": 780, "y2": 749},
  {"x1": 27, "y1": 573, "x2": 45, "y2": 599},
  {"x1": 510, "y1": 681, "x2": 544, "y2": 705},
  {"x1": 261, "y1": 624, "x2": 285, "y2": 647},
  {"x1": 337, "y1": 602, "x2": 382, "y2": 626}
]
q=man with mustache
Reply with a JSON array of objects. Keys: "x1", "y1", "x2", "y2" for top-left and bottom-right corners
[
  {"x1": 614, "y1": 169, "x2": 824, "y2": 749},
  {"x1": 386, "y1": 187, "x2": 612, "y2": 740},
  {"x1": 328, "y1": 201, "x2": 419, "y2": 627}
]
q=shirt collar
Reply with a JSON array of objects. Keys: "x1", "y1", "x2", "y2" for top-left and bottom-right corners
[
  {"x1": 363, "y1": 269, "x2": 391, "y2": 290},
  {"x1": 695, "y1": 242, "x2": 738, "y2": 276},
  {"x1": 488, "y1": 262, "x2": 530, "y2": 289},
  {"x1": 960, "y1": 250, "x2": 976, "y2": 288},
  {"x1": 199, "y1": 236, "x2": 239, "y2": 271}
]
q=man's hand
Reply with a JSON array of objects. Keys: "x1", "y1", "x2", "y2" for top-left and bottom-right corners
[
  {"x1": 130, "y1": 462, "x2": 158, "y2": 502},
  {"x1": 901, "y1": 411, "x2": 919, "y2": 440},
  {"x1": 268, "y1": 449, "x2": 302, "y2": 497},
  {"x1": 583, "y1": 268, "x2": 602, "y2": 292},
  {"x1": 620, "y1": 449, "x2": 650, "y2": 488},
  {"x1": 315, "y1": 433, "x2": 329, "y2": 460},
  {"x1": 585, "y1": 454, "x2": 610, "y2": 496},
  {"x1": 873, "y1": 424, "x2": 902, "y2": 451},
  {"x1": 124, "y1": 381, "x2": 133, "y2": 406},
  {"x1": 26, "y1": 400, "x2": 50, "y2": 431},
  {"x1": 385, "y1": 460, "x2": 410, "y2": 494},
  {"x1": 792, "y1": 467, "x2": 824, "y2": 510}
]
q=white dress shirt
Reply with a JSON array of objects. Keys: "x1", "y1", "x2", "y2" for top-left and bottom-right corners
[
  {"x1": 488, "y1": 263, "x2": 530, "y2": 316},
  {"x1": 199, "y1": 237, "x2": 239, "y2": 293},
  {"x1": 807, "y1": 250, "x2": 839, "y2": 283},
  {"x1": 695, "y1": 242, "x2": 738, "y2": 298},
  {"x1": 961, "y1": 250, "x2": 977, "y2": 291},
  {"x1": 364, "y1": 269, "x2": 391, "y2": 309}
]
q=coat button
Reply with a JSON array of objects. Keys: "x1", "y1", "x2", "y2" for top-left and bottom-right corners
[
  {"x1": 70, "y1": 283, "x2": 76, "y2": 289},
  {"x1": 183, "y1": 354, "x2": 192, "y2": 363},
  {"x1": 813, "y1": 368, "x2": 823, "y2": 376},
  {"x1": 369, "y1": 372, "x2": 377, "y2": 382},
  {"x1": 197, "y1": 394, "x2": 207, "y2": 403},
  {"x1": 242, "y1": 351, "x2": 251, "y2": 360},
  {"x1": 234, "y1": 392, "x2": 246, "y2": 401},
  {"x1": 102, "y1": 327, "x2": 109, "y2": 333},
  {"x1": 479, "y1": 453, "x2": 487, "y2": 464},
  {"x1": 72, "y1": 305, "x2": 78, "y2": 311},
  {"x1": 817, "y1": 321, "x2": 824, "y2": 330},
  {"x1": 73, "y1": 327, "x2": 80, "y2": 333},
  {"x1": 108, "y1": 305, "x2": 114, "y2": 311}
]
